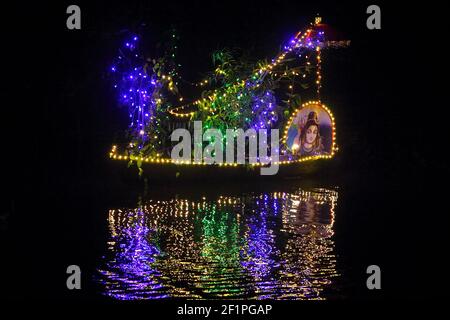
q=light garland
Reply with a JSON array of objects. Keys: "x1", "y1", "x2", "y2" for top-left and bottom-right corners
[
  {"x1": 316, "y1": 46, "x2": 322, "y2": 99},
  {"x1": 166, "y1": 26, "x2": 321, "y2": 119},
  {"x1": 109, "y1": 152, "x2": 334, "y2": 166}
]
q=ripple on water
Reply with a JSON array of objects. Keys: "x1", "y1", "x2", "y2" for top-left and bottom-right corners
[{"x1": 94, "y1": 188, "x2": 340, "y2": 300}]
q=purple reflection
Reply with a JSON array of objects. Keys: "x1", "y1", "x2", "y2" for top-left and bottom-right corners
[{"x1": 96, "y1": 210, "x2": 168, "y2": 300}]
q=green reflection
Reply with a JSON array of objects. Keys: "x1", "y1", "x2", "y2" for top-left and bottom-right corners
[{"x1": 96, "y1": 188, "x2": 339, "y2": 300}]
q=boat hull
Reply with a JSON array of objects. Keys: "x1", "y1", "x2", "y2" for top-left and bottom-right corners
[{"x1": 109, "y1": 157, "x2": 341, "y2": 183}]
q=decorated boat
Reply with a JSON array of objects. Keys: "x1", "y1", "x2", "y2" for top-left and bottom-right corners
[{"x1": 108, "y1": 17, "x2": 349, "y2": 179}]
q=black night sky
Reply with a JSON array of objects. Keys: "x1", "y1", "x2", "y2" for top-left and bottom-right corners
[{"x1": 0, "y1": 0, "x2": 446, "y2": 306}]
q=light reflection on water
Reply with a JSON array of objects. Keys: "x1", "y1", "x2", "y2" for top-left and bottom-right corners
[{"x1": 95, "y1": 188, "x2": 339, "y2": 300}]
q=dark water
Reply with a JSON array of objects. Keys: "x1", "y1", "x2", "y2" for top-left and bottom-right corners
[
  {"x1": 94, "y1": 187, "x2": 340, "y2": 300},
  {"x1": 2, "y1": 169, "x2": 442, "y2": 301}
]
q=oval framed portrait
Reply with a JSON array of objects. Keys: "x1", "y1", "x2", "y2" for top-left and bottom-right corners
[{"x1": 284, "y1": 101, "x2": 335, "y2": 158}]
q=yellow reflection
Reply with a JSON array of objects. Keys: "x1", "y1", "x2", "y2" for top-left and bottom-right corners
[{"x1": 96, "y1": 188, "x2": 338, "y2": 300}]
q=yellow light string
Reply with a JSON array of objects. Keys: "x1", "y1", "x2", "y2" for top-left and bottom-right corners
[
  {"x1": 316, "y1": 46, "x2": 322, "y2": 101},
  {"x1": 167, "y1": 27, "x2": 315, "y2": 118},
  {"x1": 109, "y1": 149, "x2": 335, "y2": 166},
  {"x1": 168, "y1": 105, "x2": 195, "y2": 118}
]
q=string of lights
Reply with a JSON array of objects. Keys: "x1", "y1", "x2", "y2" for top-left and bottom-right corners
[{"x1": 167, "y1": 24, "x2": 323, "y2": 118}]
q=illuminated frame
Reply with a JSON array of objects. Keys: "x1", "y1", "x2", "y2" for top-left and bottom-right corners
[{"x1": 282, "y1": 100, "x2": 337, "y2": 159}]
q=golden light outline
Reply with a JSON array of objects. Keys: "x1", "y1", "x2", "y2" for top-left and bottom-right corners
[{"x1": 282, "y1": 100, "x2": 337, "y2": 159}]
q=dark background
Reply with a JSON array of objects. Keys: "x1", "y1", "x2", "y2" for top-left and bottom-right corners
[{"x1": 0, "y1": 0, "x2": 447, "y2": 307}]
